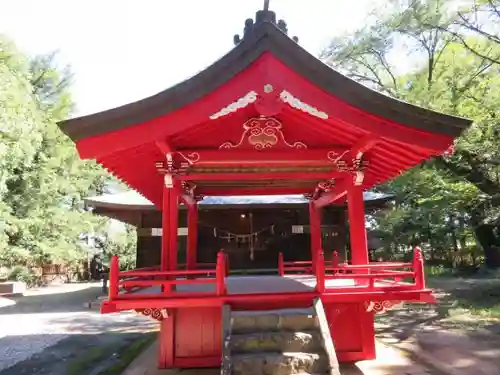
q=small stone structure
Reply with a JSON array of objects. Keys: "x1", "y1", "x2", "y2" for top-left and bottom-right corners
[{"x1": 0, "y1": 281, "x2": 26, "y2": 296}]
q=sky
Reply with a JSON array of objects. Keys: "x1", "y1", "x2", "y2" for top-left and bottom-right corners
[{"x1": 0, "y1": 0, "x2": 384, "y2": 116}]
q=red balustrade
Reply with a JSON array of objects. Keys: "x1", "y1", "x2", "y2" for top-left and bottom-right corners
[
  {"x1": 321, "y1": 247, "x2": 426, "y2": 292},
  {"x1": 107, "y1": 248, "x2": 427, "y2": 305},
  {"x1": 278, "y1": 253, "x2": 315, "y2": 276},
  {"x1": 278, "y1": 252, "x2": 284, "y2": 276},
  {"x1": 107, "y1": 250, "x2": 228, "y2": 302}
]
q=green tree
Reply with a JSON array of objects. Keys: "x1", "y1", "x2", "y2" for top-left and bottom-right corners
[
  {"x1": 321, "y1": 0, "x2": 500, "y2": 267},
  {"x1": 0, "y1": 36, "x2": 117, "y2": 270}
]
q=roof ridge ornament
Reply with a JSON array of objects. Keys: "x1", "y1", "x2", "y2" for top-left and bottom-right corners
[{"x1": 233, "y1": 1, "x2": 299, "y2": 45}]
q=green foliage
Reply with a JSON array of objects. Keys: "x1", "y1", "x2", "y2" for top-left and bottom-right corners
[
  {"x1": 0, "y1": 36, "x2": 126, "y2": 271},
  {"x1": 99, "y1": 224, "x2": 138, "y2": 270},
  {"x1": 324, "y1": 0, "x2": 500, "y2": 267},
  {"x1": 7, "y1": 265, "x2": 37, "y2": 286}
]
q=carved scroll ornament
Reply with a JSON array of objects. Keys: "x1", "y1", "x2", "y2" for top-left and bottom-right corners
[
  {"x1": 219, "y1": 117, "x2": 307, "y2": 150},
  {"x1": 317, "y1": 179, "x2": 335, "y2": 192},
  {"x1": 365, "y1": 300, "x2": 403, "y2": 314},
  {"x1": 178, "y1": 151, "x2": 200, "y2": 164},
  {"x1": 327, "y1": 151, "x2": 369, "y2": 186},
  {"x1": 135, "y1": 308, "x2": 169, "y2": 321},
  {"x1": 155, "y1": 152, "x2": 189, "y2": 188}
]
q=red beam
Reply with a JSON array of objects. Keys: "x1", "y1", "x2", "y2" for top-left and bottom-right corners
[
  {"x1": 180, "y1": 193, "x2": 196, "y2": 206},
  {"x1": 156, "y1": 139, "x2": 173, "y2": 154},
  {"x1": 101, "y1": 289, "x2": 432, "y2": 312},
  {"x1": 179, "y1": 171, "x2": 345, "y2": 181},
  {"x1": 176, "y1": 148, "x2": 347, "y2": 166},
  {"x1": 314, "y1": 178, "x2": 352, "y2": 208},
  {"x1": 350, "y1": 135, "x2": 379, "y2": 158},
  {"x1": 197, "y1": 187, "x2": 311, "y2": 196}
]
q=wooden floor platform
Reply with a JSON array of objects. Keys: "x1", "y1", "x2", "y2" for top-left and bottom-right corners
[{"x1": 131, "y1": 275, "x2": 381, "y2": 295}]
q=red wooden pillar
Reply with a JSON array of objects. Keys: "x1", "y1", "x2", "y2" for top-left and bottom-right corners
[
  {"x1": 187, "y1": 203, "x2": 198, "y2": 270},
  {"x1": 309, "y1": 201, "x2": 322, "y2": 269},
  {"x1": 161, "y1": 183, "x2": 172, "y2": 271},
  {"x1": 161, "y1": 177, "x2": 180, "y2": 271},
  {"x1": 168, "y1": 181, "x2": 180, "y2": 271},
  {"x1": 346, "y1": 185, "x2": 369, "y2": 265}
]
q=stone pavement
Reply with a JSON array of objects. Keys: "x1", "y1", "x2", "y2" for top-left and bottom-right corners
[{"x1": 0, "y1": 283, "x2": 156, "y2": 374}]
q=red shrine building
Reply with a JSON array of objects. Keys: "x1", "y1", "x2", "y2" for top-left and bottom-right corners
[{"x1": 59, "y1": 4, "x2": 472, "y2": 374}]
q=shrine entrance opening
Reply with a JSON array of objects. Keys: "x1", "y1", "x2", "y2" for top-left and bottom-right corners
[{"x1": 196, "y1": 203, "x2": 346, "y2": 272}]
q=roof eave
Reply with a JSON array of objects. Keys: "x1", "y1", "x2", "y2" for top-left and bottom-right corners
[{"x1": 58, "y1": 21, "x2": 473, "y2": 142}]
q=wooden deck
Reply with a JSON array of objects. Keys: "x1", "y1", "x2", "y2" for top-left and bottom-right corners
[
  {"x1": 101, "y1": 249, "x2": 432, "y2": 313},
  {"x1": 131, "y1": 275, "x2": 376, "y2": 295}
]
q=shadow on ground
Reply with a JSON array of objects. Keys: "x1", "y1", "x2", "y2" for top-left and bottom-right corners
[
  {"x1": 374, "y1": 277, "x2": 500, "y2": 375},
  {"x1": 0, "y1": 331, "x2": 156, "y2": 375},
  {"x1": 377, "y1": 277, "x2": 500, "y2": 339},
  {"x1": 0, "y1": 284, "x2": 105, "y2": 315},
  {"x1": 46, "y1": 311, "x2": 157, "y2": 334}
]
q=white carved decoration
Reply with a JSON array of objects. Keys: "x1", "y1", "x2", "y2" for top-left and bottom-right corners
[
  {"x1": 208, "y1": 89, "x2": 329, "y2": 120},
  {"x1": 354, "y1": 151, "x2": 365, "y2": 186},
  {"x1": 163, "y1": 152, "x2": 174, "y2": 188},
  {"x1": 209, "y1": 91, "x2": 258, "y2": 120},
  {"x1": 178, "y1": 151, "x2": 200, "y2": 164},
  {"x1": 279, "y1": 90, "x2": 329, "y2": 119},
  {"x1": 327, "y1": 150, "x2": 349, "y2": 164},
  {"x1": 263, "y1": 84, "x2": 274, "y2": 93},
  {"x1": 354, "y1": 171, "x2": 365, "y2": 186},
  {"x1": 164, "y1": 174, "x2": 173, "y2": 188}
]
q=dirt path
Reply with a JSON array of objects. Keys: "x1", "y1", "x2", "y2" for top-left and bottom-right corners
[
  {"x1": 0, "y1": 283, "x2": 156, "y2": 375},
  {"x1": 375, "y1": 278, "x2": 500, "y2": 375}
]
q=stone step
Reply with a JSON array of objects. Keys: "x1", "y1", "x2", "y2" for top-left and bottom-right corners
[
  {"x1": 231, "y1": 331, "x2": 323, "y2": 354},
  {"x1": 83, "y1": 295, "x2": 108, "y2": 309},
  {"x1": 232, "y1": 352, "x2": 329, "y2": 375},
  {"x1": 232, "y1": 309, "x2": 318, "y2": 334}
]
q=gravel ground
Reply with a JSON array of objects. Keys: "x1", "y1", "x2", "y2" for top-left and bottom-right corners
[{"x1": 0, "y1": 283, "x2": 156, "y2": 374}]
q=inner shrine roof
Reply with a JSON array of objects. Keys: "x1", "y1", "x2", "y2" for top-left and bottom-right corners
[{"x1": 85, "y1": 190, "x2": 393, "y2": 210}]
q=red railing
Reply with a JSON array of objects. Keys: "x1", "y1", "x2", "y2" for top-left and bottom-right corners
[
  {"x1": 119, "y1": 265, "x2": 161, "y2": 293},
  {"x1": 108, "y1": 248, "x2": 426, "y2": 304},
  {"x1": 315, "y1": 247, "x2": 426, "y2": 293},
  {"x1": 278, "y1": 253, "x2": 315, "y2": 276},
  {"x1": 179, "y1": 254, "x2": 229, "y2": 276},
  {"x1": 178, "y1": 262, "x2": 216, "y2": 270},
  {"x1": 278, "y1": 250, "x2": 343, "y2": 277},
  {"x1": 108, "y1": 250, "x2": 228, "y2": 302}
]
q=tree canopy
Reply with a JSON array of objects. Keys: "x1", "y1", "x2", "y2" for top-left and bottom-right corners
[
  {"x1": 322, "y1": 0, "x2": 500, "y2": 268},
  {"x1": 0, "y1": 36, "x2": 120, "y2": 271},
  {"x1": 1, "y1": 0, "x2": 500, "y2": 277}
]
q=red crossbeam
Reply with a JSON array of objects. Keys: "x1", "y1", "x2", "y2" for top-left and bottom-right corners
[{"x1": 314, "y1": 178, "x2": 352, "y2": 208}]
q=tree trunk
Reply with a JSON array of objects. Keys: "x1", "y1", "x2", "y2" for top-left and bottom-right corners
[
  {"x1": 474, "y1": 224, "x2": 500, "y2": 268},
  {"x1": 449, "y1": 214, "x2": 459, "y2": 267},
  {"x1": 458, "y1": 216, "x2": 468, "y2": 251}
]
